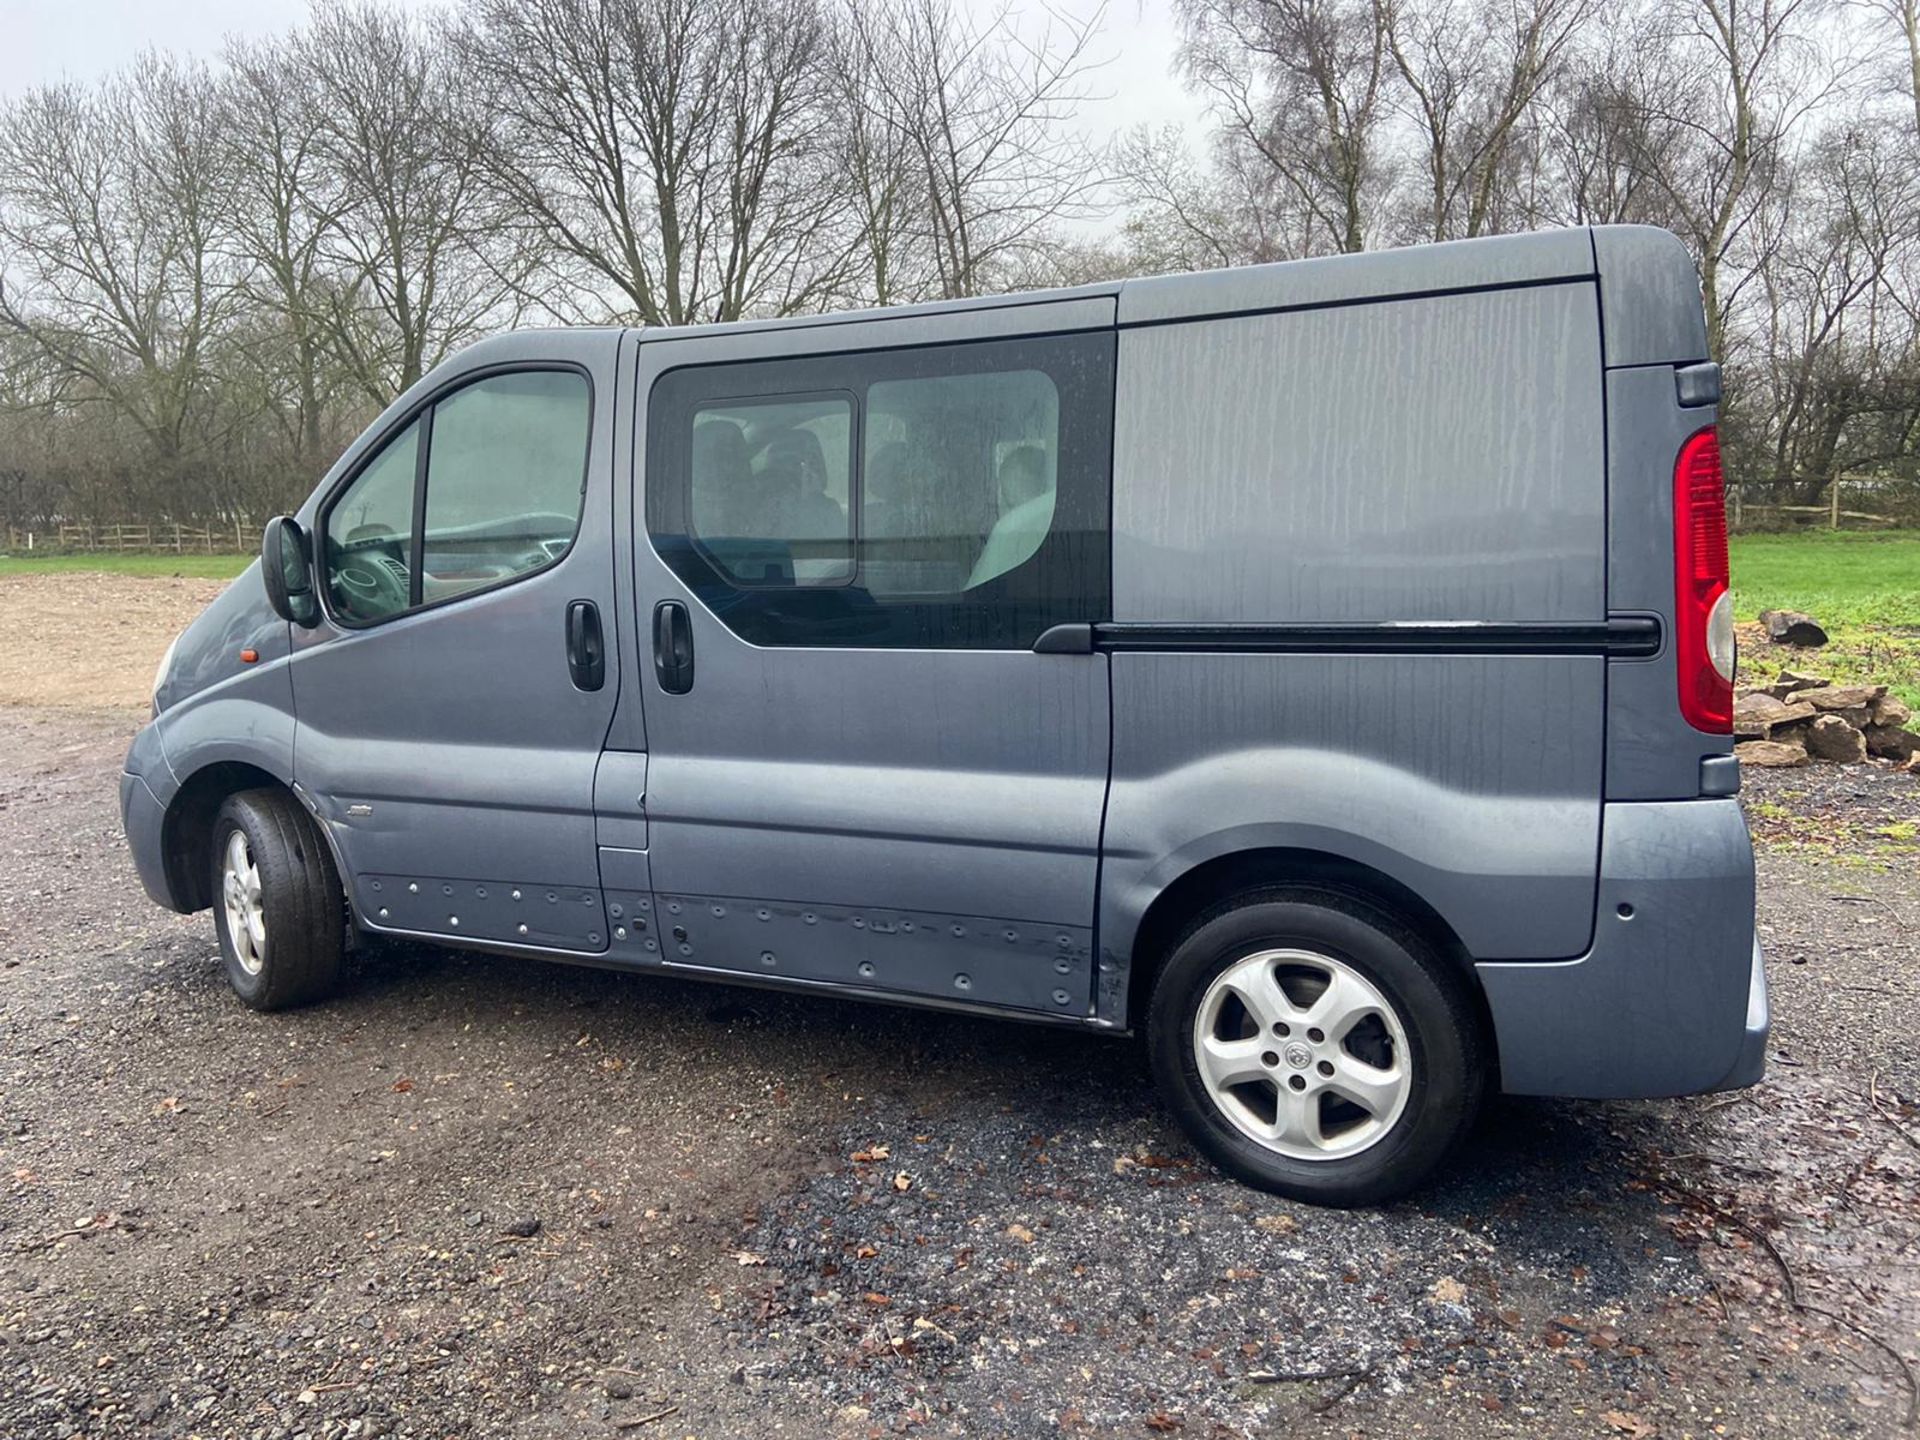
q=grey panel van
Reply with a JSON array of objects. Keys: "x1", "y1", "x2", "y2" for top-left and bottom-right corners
[{"x1": 120, "y1": 225, "x2": 1765, "y2": 1205}]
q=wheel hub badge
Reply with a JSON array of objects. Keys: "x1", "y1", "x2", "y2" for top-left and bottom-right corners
[{"x1": 1284, "y1": 1042, "x2": 1312, "y2": 1070}]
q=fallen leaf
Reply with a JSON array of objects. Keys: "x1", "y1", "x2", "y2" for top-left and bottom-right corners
[
  {"x1": 1253, "y1": 1213, "x2": 1298, "y2": 1234},
  {"x1": 862, "y1": 1291, "x2": 891, "y2": 1307},
  {"x1": 733, "y1": 1250, "x2": 767, "y2": 1267},
  {"x1": 851, "y1": 1144, "x2": 890, "y2": 1163},
  {"x1": 391, "y1": 1078, "x2": 414, "y2": 1093},
  {"x1": 1429, "y1": 1276, "x2": 1467, "y2": 1305},
  {"x1": 892, "y1": 1172, "x2": 912, "y2": 1193},
  {"x1": 1007, "y1": 1223, "x2": 1036, "y2": 1244},
  {"x1": 1144, "y1": 1413, "x2": 1181, "y2": 1432},
  {"x1": 1601, "y1": 1411, "x2": 1656, "y2": 1438}
]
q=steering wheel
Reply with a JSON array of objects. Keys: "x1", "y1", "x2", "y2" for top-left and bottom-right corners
[{"x1": 332, "y1": 550, "x2": 409, "y2": 619}]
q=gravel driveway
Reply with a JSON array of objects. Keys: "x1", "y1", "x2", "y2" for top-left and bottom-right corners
[{"x1": 2, "y1": 704, "x2": 1915, "y2": 1439}]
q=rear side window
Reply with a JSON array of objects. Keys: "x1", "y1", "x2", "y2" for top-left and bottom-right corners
[
  {"x1": 646, "y1": 333, "x2": 1111, "y2": 649},
  {"x1": 319, "y1": 367, "x2": 592, "y2": 626},
  {"x1": 690, "y1": 395, "x2": 853, "y2": 586}
]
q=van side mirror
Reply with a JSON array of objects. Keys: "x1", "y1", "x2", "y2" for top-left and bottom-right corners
[{"x1": 262, "y1": 515, "x2": 319, "y2": 627}]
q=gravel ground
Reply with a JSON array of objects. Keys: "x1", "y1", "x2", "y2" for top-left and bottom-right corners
[{"x1": 2, "y1": 704, "x2": 1915, "y2": 1439}]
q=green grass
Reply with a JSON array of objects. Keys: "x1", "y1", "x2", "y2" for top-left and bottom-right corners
[
  {"x1": 1729, "y1": 528, "x2": 1920, "y2": 708},
  {"x1": 0, "y1": 551, "x2": 253, "y2": 579}
]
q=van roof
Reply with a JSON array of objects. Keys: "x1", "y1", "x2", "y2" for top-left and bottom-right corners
[{"x1": 636, "y1": 226, "x2": 1604, "y2": 342}]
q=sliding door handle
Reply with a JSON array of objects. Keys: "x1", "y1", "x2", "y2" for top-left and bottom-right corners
[{"x1": 653, "y1": 599, "x2": 694, "y2": 695}]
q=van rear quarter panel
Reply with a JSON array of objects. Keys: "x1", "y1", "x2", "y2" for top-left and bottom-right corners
[{"x1": 1101, "y1": 279, "x2": 1609, "y2": 1011}]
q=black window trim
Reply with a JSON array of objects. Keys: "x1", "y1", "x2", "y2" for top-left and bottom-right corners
[
  {"x1": 314, "y1": 360, "x2": 597, "y2": 632},
  {"x1": 687, "y1": 386, "x2": 861, "y2": 591}
]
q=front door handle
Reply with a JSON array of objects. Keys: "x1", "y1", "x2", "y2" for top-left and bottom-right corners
[
  {"x1": 566, "y1": 600, "x2": 604, "y2": 691},
  {"x1": 653, "y1": 599, "x2": 694, "y2": 695}
]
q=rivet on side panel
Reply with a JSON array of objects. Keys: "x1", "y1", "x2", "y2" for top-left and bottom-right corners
[
  {"x1": 951, "y1": 925, "x2": 965, "y2": 937},
  {"x1": 1056, "y1": 935, "x2": 1071, "y2": 948},
  {"x1": 1003, "y1": 930, "x2": 1018, "y2": 943},
  {"x1": 370, "y1": 880, "x2": 383, "y2": 892},
  {"x1": 1054, "y1": 958, "x2": 1072, "y2": 975},
  {"x1": 610, "y1": 904, "x2": 624, "y2": 919},
  {"x1": 712, "y1": 905, "x2": 726, "y2": 917},
  {"x1": 852, "y1": 917, "x2": 866, "y2": 930},
  {"x1": 476, "y1": 887, "x2": 488, "y2": 898},
  {"x1": 517, "y1": 923, "x2": 528, "y2": 935},
  {"x1": 644, "y1": 939, "x2": 657, "y2": 952},
  {"x1": 678, "y1": 943, "x2": 693, "y2": 957},
  {"x1": 1052, "y1": 990, "x2": 1071, "y2": 1006},
  {"x1": 615, "y1": 926, "x2": 627, "y2": 940},
  {"x1": 546, "y1": 892, "x2": 558, "y2": 903},
  {"x1": 757, "y1": 909, "x2": 770, "y2": 922},
  {"x1": 590, "y1": 933, "x2": 601, "y2": 944},
  {"x1": 512, "y1": 890, "x2": 523, "y2": 901},
  {"x1": 803, "y1": 913, "x2": 816, "y2": 925},
  {"x1": 668, "y1": 901, "x2": 682, "y2": 915},
  {"x1": 901, "y1": 921, "x2": 915, "y2": 933},
  {"x1": 760, "y1": 952, "x2": 776, "y2": 967},
  {"x1": 858, "y1": 962, "x2": 876, "y2": 978},
  {"x1": 408, "y1": 882, "x2": 419, "y2": 894},
  {"x1": 954, "y1": 974, "x2": 972, "y2": 991},
  {"x1": 441, "y1": 884, "x2": 453, "y2": 896},
  {"x1": 449, "y1": 916, "x2": 459, "y2": 928},
  {"x1": 672, "y1": 926, "x2": 687, "y2": 942},
  {"x1": 378, "y1": 908, "x2": 389, "y2": 919}
]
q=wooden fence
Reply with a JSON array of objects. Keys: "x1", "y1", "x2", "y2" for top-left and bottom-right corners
[
  {"x1": 5, "y1": 520, "x2": 260, "y2": 554},
  {"x1": 1728, "y1": 475, "x2": 1896, "y2": 532}
]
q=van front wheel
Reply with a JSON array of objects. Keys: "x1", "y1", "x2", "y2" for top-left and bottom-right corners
[
  {"x1": 1147, "y1": 889, "x2": 1484, "y2": 1206},
  {"x1": 209, "y1": 789, "x2": 346, "y2": 1010}
]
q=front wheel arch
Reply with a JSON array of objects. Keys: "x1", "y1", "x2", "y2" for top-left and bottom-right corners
[{"x1": 160, "y1": 761, "x2": 287, "y2": 912}]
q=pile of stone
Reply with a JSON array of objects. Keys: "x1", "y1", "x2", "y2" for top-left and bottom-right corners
[{"x1": 1735, "y1": 670, "x2": 1919, "y2": 768}]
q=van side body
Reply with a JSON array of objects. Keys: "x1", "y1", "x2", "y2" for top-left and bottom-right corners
[{"x1": 122, "y1": 225, "x2": 1765, "y2": 1130}]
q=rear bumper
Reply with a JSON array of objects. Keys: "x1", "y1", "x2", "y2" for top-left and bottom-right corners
[{"x1": 1476, "y1": 798, "x2": 1764, "y2": 1098}]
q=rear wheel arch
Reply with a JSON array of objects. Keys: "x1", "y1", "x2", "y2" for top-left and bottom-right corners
[{"x1": 1123, "y1": 848, "x2": 1498, "y2": 1080}]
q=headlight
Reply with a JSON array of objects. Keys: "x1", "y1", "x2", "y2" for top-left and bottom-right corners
[{"x1": 151, "y1": 633, "x2": 181, "y2": 716}]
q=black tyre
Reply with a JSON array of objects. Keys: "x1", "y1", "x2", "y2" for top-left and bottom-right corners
[
  {"x1": 1146, "y1": 887, "x2": 1485, "y2": 1206},
  {"x1": 208, "y1": 788, "x2": 346, "y2": 1010}
]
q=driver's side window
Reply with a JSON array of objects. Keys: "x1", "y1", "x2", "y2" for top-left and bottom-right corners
[{"x1": 324, "y1": 420, "x2": 420, "y2": 624}]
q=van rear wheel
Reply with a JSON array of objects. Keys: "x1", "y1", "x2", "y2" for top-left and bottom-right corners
[
  {"x1": 1147, "y1": 888, "x2": 1484, "y2": 1206},
  {"x1": 209, "y1": 789, "x2": 346, "y2": 1010}
]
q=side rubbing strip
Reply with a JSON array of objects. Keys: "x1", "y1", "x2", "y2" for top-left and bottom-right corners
[{"x1": 1034, "y1": 617, "x2": 1661, "y2": 657}]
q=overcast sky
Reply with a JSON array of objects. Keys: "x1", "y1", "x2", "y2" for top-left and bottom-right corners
[{"x1": 3, "y1": 0, "x2": 1210, "y2": 144}]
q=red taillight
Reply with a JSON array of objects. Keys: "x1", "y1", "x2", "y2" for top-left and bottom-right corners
[{"x1": 1674, "y1": 426, "x2": 1734, "y2": 733}]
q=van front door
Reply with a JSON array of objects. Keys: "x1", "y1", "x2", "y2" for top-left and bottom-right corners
[
  {"x1": 626, "y1": 303, "x2": 1115, "y2": 1018},
  {"x1": 289, "y1": 332, "x2": 624, "y2": 954}
]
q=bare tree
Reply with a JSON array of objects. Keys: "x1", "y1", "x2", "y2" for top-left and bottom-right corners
[
  {"x1": 459, "y1": 0, "x2": 847, "y2": 326},
  {"x1": 1382, "y1": 0, "x2": 1592, "y2": 241},
  {"x1": 848, "y1": 0, "x2": 1106, "y2": 298},
  {"x1": 219, "y1": 36, "x2": 349, "y2": 469},
  {"x1": 0, "y1": 57, "x2": 235, "y2": 514},
  {"x1": 299, "y1": 0, "x2": 519, "y2": 404},
  {"x1": 1177, "y1": 0, "x2": 1393, "y2": 255}
]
